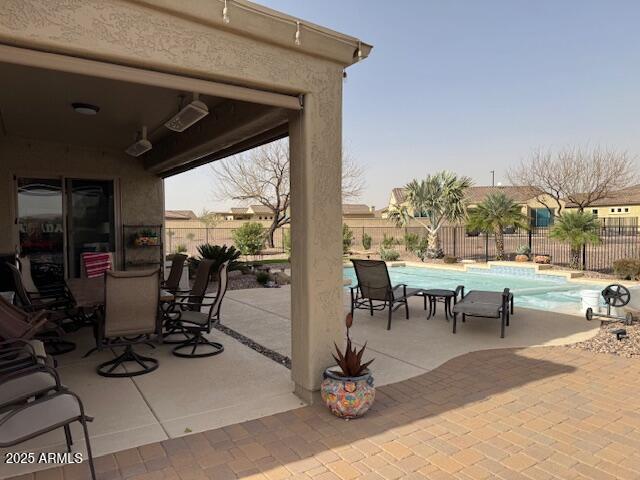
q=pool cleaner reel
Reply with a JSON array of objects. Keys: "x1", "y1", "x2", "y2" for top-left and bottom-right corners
[{"x1": 585, "y1": 284, "x2": 634, "y2": 325}]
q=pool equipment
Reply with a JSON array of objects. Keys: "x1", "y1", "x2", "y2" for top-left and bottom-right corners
[{"x1": 585, "y1": 284, "x2": 634, "y2": 325}]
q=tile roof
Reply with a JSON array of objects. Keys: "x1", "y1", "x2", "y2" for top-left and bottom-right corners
[
  {"x1": 342, "y1": 204, "x2": 374, "y2": 215},
  {"x1": 566, "y1": 184, "x2": 640, "y2": 207},
  {"x1": 164, "y1": 209, "x2": 197, "y2": 220},
  {"x1": 391, "y1": 185, "x2": 542, "y2": 205}
]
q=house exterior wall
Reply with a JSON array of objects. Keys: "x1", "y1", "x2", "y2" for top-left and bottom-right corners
[
  {"x1": 0, "y1": 137, "x2": 164, "y2": 256},
  {"x1": 566, "y1": 204, "x2": 640, "y2": 219}
]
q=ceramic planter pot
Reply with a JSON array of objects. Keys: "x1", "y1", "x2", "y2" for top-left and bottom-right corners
[
  {"x1": 515, "y1": 254, "x2": 529, "y2": 262},
  {"x1": 321, "y1": 368, "x2": 375, "y2": 419},
  {"x1": 534, "y1": 254, "x2": 551, "y2": 264}
]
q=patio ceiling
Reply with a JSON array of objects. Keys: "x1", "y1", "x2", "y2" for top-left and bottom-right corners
[{"x1": 0, "y1": 57, "x2": 291, "y2": 177}]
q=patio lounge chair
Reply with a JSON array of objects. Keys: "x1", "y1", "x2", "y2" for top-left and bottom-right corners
[
  {"x1": 170, "y1": 261, "x2": 229, "y2": 358},
  {"x1": 0, "y1": 297, "x2": 74, "y2": 356},
  {"x1": 163, "y1": 259, "x2": 215, "y2": 343},
  {"x1": 350, "y1": 259, "x2": 422, "y2": 330},
  {"x1": 452, "y1": 287, "x2": 512, "y2": 338},
  {"x1": 95, "y1": 269, "x2": 160, "y2": 377},
  {"x1": 0, "y1": 338, "x2": 53, "y2": 375},
  {"x1": 161, "y1": 253, "x2": 188, "y2": 292}
]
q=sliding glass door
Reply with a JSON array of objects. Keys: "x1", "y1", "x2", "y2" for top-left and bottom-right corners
[
  {"x1": 66, "y1": 179, "x2": 116, "y2": 278},
  {"x1": 17, "y1": 178, "x2": 65, "y2": 286}
]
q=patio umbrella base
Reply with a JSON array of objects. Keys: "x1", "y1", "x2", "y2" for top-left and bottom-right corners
[
  {"x1": 97, "y1": 345, "x2": 159, "y2": 377},
  {"x1": 172, "y1": 334, "x2": 224, "y2": 358}
]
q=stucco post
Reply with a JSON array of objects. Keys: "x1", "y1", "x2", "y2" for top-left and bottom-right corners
[{"x1": 289, "y1": 83, "x2": 344, "y2": 403}]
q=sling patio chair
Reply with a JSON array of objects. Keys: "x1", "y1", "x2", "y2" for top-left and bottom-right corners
[
  {"x1": 162, "y1": 259, "x2": 215, "y2": 343},
  {"x1": 95, "y1": 269, "x2": 160, "y2": 377},
  {"x1": 0, "y1": 338, "x2": 53, "y2": 375},
  {"x1": 0, "y1": 297, "x2": 74, "y2": 356},
  {"x1": 452, "y1": 287, "x2": 512, "y2": 338},
  {"x1": 170, "y1": 261, "x2": 229, "y2": 358},
  {"x1": 161, "y1": 253, "x2": 188, "y2": 292},
  {"x1": 350, "y1": 259, "x2": 423, "y2": 330},
  {"x1": 16, "y1": 254, "x2": 68, "y2": 300}
]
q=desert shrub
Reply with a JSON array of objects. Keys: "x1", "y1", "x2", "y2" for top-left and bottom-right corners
[
  {"x1": 613, "y1": 258, "x2": 640, "y2": 280},
  {"x1": 232, "y1": 222, "x2": 265, "y2": 255},
  {"x1": 256, "y1": 271, "x2": 270, "y2": 285},
  {"x1": 343, "y1": 224, "x2": 354, "y2": 255},
  {"x1": 443, "y1": 255, "x2": 457, "y2": 264},
  {"x1": 362, "y1": 232, "x2": 372, "y2": 250},
  {"x1": 195, "y1": 244, "x2": 241, "y2": 272},
  {"x1": 411, "y1": 236, "x2": 430, "y2": 262},
  {"x1": 516, "y1": 244, "x2": 531, "y2": 256},
  {"x1": 404, "y1": 233, "x2": 419, "y2": 251},
  {"x1": 379, "y1": 247, "x2": 400, "y2": 262},
  {"x1": 174, "y1": 244, "x2": 187, "y2": 254},
  {"x1": 382, "y1": 233, "x2": 396, "y2": 248}
]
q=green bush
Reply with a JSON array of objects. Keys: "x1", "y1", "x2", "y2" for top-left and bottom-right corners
[
  {"x1": 382, "y1": 233, "x2": 396, "y2": 248},
  {"x1": 174, "y1": 244, "x2": 187, "y2": 254},
  {"x1": 232, "y1": 222, "x2": 265, "y2": 255},
  {"x1": 411, "y1": 236, "x2": 430, "y2": 262},
  {"x1": 343, "y1": 224, "x2": 354, "y2": 255},
  {"x1": 515, "y1": 244, "x2": 531, "y2": 256},
  {"x1": 195, "y1": 244, "x2": 241, "y2": 272},
  {"x1": 362, "y1": 232, "x2": 372, "y2": 250},
  {"x1": 256, "y1": 271, "x2": 270, "y2": 285},
  {"x1": 443, "y1": 255, "x2": 457, "y2": 264},
  {"x1": 404, "y1": 233, "x2": 419, "y2": 251},
  {"x1": 613, "y1": 258, "x2": 640, "y2": 280},
  {"x1": 380, "y1": 247, "x2": 400, "y2": 262}
]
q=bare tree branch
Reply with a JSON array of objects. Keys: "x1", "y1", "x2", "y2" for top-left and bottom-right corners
[{"x1": 508, "y1": 145, "x2": 638, "y2": 215}]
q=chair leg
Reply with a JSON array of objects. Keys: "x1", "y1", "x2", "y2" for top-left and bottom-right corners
[
  {"x1": 453, "y1": 312, "x2": 457, "y2": 333},
  {"x1": 501, "y1": 310, "x2": 506, "y2": 338},
  {"x1": 404, "y1": 299, "x2": 409, "y2": 319},
  {"x1": 462, "y1": 313, "x2": 466, "y2": 323},
  {"x1": 387, "y1": 303, "x2": 392, "y2": 330},
  {"x1": 173, "y1": 331, "x2": 224, "y2": 358},
  {"x1": 63, "y1": 424, "x2": 73, "y2": 453},
  {"x1": 443, "y1": 299, "x2": 449, "y2": 321},
  {"x1": 369, "y1": 299, "x2": 374, "y2": 316},
  {"x1": 97, "y1": 345, "x2": 158, "y2": 377},
  {"x1": 80, "y1": 416, "x2": 97, "y2": 480}
]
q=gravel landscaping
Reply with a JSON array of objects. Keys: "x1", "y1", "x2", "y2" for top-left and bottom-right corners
[{"x1": 570, "y1": 320, "x2": 640, "y2": 357}]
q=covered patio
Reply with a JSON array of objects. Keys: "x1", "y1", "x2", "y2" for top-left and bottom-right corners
[{"x1": 0, "y1": 1, "x2": 371, "y2": 477}]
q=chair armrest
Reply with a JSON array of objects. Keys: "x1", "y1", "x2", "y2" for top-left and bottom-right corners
[
  {"x1": 392, "y1": 284, "x2": 408, "y2": 289},
  {"x1": 455, "y1": 285, "x2": 465, "y2": 301}
]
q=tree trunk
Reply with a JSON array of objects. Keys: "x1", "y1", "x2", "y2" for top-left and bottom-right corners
[
  {"x1": 495, "y1": 228, "x2": 505, "y2": 260},
  {"x1": 426, "y1": 229, "x2": 443, "y2": 258},
  {"x1": 570, "y1": 247, "x2": 581, "y2": 269},
  {"x1": 266, "y1": 220, "x2": 277, "y2": 248}
]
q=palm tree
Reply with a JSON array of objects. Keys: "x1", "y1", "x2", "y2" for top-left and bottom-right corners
[
  {"x1": 467, "y1": 192, "x2": 529, "y2": 260},
  {"x1": 388, "y1": 171, "x2": 471, "y2": 258},
  {"x1": 549, "y1": 211, "x2": 601, "y2": 269}
]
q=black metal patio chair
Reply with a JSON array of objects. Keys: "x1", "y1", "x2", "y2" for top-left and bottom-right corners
[
  {"x1": 350, "y1": 259, "x2": 423, "y2": 330},
  {"x1": 161, "y1": 253, "x2": 187, "y2": 292},
  {"x1": 452, "y1": 287, "x2": 512, "y2": 338}
]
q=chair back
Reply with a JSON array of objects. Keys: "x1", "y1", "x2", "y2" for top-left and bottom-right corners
[
  {"x1": 0, "y1": 297, "x2": 32, "y2": 339},
  {"x1": 190, "y1": 260, "x2": 215, "y2": 304},
  {"x1": 351, "y1": 259, "x2": 393, "y2": 301},
  {"x1": 103, "y1": 269, "x2": 159, "y2": 338},
  {"x1": 164, "y1": 254, "x2": 187, "y2": 291},
  {"x1": 16, "y1": 256, "x2": 39, "y2": 293},
  {"x1": 5, "y1": 263, "x2": 32, "y2": 308},
  {"x1": 208, "y1": 261, "x2": 230, "y2": 321}
]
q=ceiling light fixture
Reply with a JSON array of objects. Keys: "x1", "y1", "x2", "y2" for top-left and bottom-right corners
[
  {"x1": 125, "y1": 126, "x2": 152, "y2": 157},
  {"x1": 164, "y1": 93, "x2": 209, "y2": 132},
  {"x1": 71, "y1": 102, "x2": 99, "y2": 115}
]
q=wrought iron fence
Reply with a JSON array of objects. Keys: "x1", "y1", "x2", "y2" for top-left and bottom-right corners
[{"x1": 166, "y1": 220, "x2": 639, "y2": 272}]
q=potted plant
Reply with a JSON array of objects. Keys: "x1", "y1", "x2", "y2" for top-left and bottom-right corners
[
  {"x1": 134, "y1": 228, "x2": 159, "y2": 246},
  {"x1": 321, "y1": 313, "x2": 375, "y2": 419},
  {"x1": 515, "y1": 245, "x2": 531, "y2": 262}
]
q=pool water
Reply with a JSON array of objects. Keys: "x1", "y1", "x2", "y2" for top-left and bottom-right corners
[{"x1": 343, "y1": 265, "x2": 600, "y2": 315}]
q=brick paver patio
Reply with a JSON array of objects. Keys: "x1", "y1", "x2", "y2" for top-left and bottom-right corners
[{"x1": 10, "y1": 347, "x2": 640, "y2": 480}]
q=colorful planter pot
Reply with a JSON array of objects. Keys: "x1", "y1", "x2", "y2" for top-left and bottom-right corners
[
  {"x1": 534, "y1": 254, "x2": 552, "y2": 264},
  {"x1": 321, "y1": 368, "x2": 375, "y2": 419}
]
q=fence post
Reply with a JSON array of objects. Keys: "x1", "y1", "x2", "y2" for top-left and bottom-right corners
[
  {"x1": 528, "y1": 229, "x2": 532, "y2": 253},
  {"x1": 484, "y1": 232, "x2": 489, "y2": 262},
  {"x1": 206, "y1": 228, "x2": 209, "y2": 244},
  {"x1": 582, "y1": 244, "x2": 587, "y2": 271},
  {"x1": 453, "y1": 227, "x2": 457, "y2": 257}
]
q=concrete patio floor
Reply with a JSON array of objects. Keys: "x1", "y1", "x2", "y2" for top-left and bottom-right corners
[{"x1": 1, "y1": 287, "x2": 605, "y2": 478}]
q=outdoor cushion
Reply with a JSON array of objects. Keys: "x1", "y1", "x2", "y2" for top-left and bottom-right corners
[
  {"x1": 0, "y1": 370, "x2": 58, "y2": 407},
  {"x1": 176, "y1": 310, "x2": 209, "y2": 326},
  {"x1": 0, "y1": 392, "x2": 81, "y2": 446},
  {"x1": 452, "y1": 302, "x2": 502, "y2": 318},
  {"x1": 81, "y1": 252, "x2": 113, "y2": 279}
]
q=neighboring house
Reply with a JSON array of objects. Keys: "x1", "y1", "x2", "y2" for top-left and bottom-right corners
[
  {"x1": 387, "y1": 185, "x2": 563, "y2": 227},
  {"x1": 224, "y1": 205, "x2": 275, "y2": 221},
  {"x1": 565, "y1": 184, "x2": 640, "y2": 224},
  {"x1": 342, "y1": 204, "x2": 377, "y2": 219},
  {"x1": 165, "y1": 210, "x2": 197, "y2": 221}
]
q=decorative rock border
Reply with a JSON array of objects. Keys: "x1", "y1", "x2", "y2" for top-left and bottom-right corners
[{"x1": 214, "y1": 323, "x2": 291, "y2": 369}]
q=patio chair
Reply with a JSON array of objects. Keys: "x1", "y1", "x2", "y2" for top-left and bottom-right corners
[
  {"x1": 163, "y1": 259, "x2": 215, "y2": 343},
  {"x1": 0, "y1": 297, "x2": 74, "y2": 356},
  {"x1": 0, "y1": 389, "x2": 96, "y2": 480},
  {"x1": 171, "y1": 261, "x2": 229, "y2": 358},
  {"x1": 96, "y1": 269, "x2": 160, "y2": 377},
  {"x1": 161, "y1": 253, "x2": 187, "y2": 292},
  {"x1": 17, "y1": 255, "x2": 67, "y2": 299},
  {"x1": 452, "y1": 287, "x2": 512, "y2": 338},
  {"x1": 350, "y1": 259, "x2": 423, "y2": 330},
  {"x1": 0, "y1": 338, "x2": 53, "y2": 375}
]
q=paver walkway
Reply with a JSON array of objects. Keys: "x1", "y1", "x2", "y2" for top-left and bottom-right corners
[{"x1": 9, "y1": 347, "x2": 640, "y2": 480}]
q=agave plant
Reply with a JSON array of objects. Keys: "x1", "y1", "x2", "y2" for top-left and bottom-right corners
[
  {"x1": 332, "y1": 313, "x2": 373, "y2": 377},
  {"x1": 193, "y1": 244, "x2": 242, "y2": 272}
]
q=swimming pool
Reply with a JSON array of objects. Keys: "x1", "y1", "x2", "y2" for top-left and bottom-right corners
[{"x1": 343, "y1": 264, "x2": 601, "y2": 315}]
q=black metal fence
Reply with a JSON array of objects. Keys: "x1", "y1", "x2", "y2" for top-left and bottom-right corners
[{"x1": 166, "y1": 219, "x2": 640, "y2": 272}]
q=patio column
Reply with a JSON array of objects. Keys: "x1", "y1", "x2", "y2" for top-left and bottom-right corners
[{"x1": 289, "y1": 79, "x2": 343, "y2": 403}]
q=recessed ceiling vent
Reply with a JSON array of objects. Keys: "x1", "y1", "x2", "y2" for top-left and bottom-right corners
[
  {"x1": 165, "y1": 93, "x2": 209, "y2": 132},
  {"x1": 125, "y1": 126, "x2": 152, "y2": 157}
]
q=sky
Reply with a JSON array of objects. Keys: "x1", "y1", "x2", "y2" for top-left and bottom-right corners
[{"x1": 165, "y1": 0, "x2": 640, "y2": 214}]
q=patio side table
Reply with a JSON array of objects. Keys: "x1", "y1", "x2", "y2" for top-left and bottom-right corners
[{"x1": 421, "y1": 289, "x2": 457, "y2": 320}]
